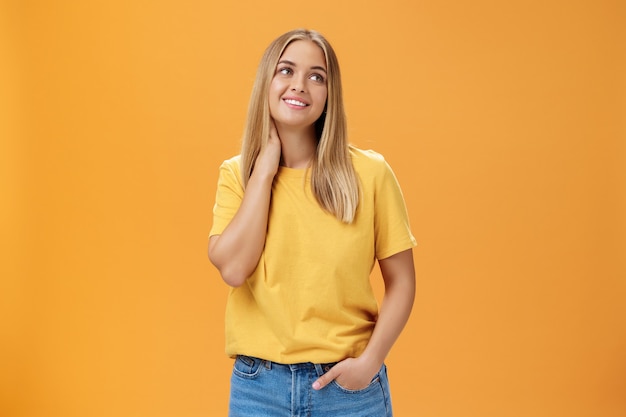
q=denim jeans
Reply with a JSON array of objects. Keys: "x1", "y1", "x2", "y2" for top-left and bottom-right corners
[{"x1": 228, "y1": 355, "x2": 393, "y2": 417}]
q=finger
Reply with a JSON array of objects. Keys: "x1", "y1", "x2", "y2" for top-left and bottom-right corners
[{"x1": 312, "y1": 367, "x2": 338, "y2": 390}]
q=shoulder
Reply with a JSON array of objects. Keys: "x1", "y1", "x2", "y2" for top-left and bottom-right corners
[
  {"x1": 349, "y1": 145, "x2": 391, "y2": 178},
  {"x1": 219, "y1": 155, "x2": 242, "y2": 175},
  {"x1": 217, "y1": 155, "x2": 243, "y2": 185},
  {"x1": 220, "y1": 154, "x2": 241, "y2": 169},
  {"x1": 349, "y1": 145, "x2": 386, "y2": 166}
]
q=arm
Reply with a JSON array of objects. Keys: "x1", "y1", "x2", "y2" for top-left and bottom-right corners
[
  {"x1": 208, "y1": 124, "x2": 281, "y2": 287},
  {"x1": 313, "y1": 248, "x2": 416, "y2": 390}
]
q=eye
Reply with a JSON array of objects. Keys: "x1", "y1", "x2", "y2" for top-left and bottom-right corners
[
  {"x1": 277, "y1": 67, "x2": 292, "y2": 76},
  {"x1": 310, "y1": 73, "x2": 325, "y2": 83}
]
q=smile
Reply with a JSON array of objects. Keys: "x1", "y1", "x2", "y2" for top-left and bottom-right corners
[{"x1": 283, "y1": 98, "x2": 308, "y2": 107}]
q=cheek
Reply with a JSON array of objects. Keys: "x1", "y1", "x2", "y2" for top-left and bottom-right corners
[
  {"x1": 268, "y1": 83, "x2": 278, "y2": 100},
  {"x1": 268, "y1": 79, "x2": 280, "y2": 99},
  {"x1": 268, "y1": 82, "x2": 282, "y2": 114},
  {"x1": 315, "y1": 90, "x2": 328, "y2": 111}
]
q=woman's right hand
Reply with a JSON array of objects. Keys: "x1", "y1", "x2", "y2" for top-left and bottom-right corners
[
  {"x1": 254, "y1": 119, "x2": 282, "y2": 179},
  {"x1": 209, "y1": 120, "x2": 282, "y2": 287}
]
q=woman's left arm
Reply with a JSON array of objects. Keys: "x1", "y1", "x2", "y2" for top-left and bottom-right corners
[{"x1": 313, "y1": 248, "x2": 416, "y2": 390}]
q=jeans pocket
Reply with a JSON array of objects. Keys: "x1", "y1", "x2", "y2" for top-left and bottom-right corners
[
  {"x1": 232, "y1": 355, "x2": 265, "y2": 379},
  {"x1": 331, "y1": 370, "x2": 381, "y2": 394}
]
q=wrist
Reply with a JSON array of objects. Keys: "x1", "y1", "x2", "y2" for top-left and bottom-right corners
[
  {"x1": 358, "y1": 349, "x2": 385, "y2": 370},
  {"x1": 249, "y1": 167, "x2": 276, "y2": 185}
]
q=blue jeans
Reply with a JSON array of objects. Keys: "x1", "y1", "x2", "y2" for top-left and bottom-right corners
[{"x1": 228, "y1": 355, "x2": 393, "y2": 417}]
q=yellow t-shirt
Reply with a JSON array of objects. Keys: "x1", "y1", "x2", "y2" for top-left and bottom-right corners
[{"x1": 209, "y1": 146, "x2": 416, "y2": 364}]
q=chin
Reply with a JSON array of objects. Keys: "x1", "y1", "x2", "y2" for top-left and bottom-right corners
[{"x1": 275, "y1": 117, "x2": 317, "y2": 129}]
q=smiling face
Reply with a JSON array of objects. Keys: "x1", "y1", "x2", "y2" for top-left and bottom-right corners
[{"x1": 268, "y1": 40, "x2": 328, "y2": 132}]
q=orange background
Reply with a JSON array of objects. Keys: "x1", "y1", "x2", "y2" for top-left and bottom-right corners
[{"x1": 2, "y1": 1, "x2": 625, "y2": 416}]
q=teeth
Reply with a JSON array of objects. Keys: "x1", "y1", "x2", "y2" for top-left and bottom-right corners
[{"x1": 284, "y1": 99, "x2": 307, "y2": 107}]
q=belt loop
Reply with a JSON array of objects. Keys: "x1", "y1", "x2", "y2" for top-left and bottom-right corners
[
  {"x1": 264, "y1": 360, "x2": 271, "y2": 370},
  {"x1": 313, "y1": 363, "x2": 324, "y2": 377}
]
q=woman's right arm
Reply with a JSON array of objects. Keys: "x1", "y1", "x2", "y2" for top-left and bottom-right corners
[{"x1": 208, "y1": 125, "x2": 281, "y2": 287}]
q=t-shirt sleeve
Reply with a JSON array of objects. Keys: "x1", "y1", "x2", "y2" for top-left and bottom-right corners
[
  {"x1": 209, "y1": 158, "x2": 244, "y2": 237},
  {"x1": 374, "y1": 159, "x2": 417, "y2": 260}
]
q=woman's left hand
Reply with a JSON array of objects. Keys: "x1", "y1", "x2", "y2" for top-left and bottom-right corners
[{"x1": 312, "y1": 356, "x2": 381, "y2": 391}]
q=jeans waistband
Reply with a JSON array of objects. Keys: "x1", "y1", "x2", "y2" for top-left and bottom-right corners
[{"x1": 237, "y1": 355, "x2": 338, "y2": 375}]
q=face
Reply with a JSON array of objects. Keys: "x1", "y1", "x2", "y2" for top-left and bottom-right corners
[{"x1": 268, "y1": 40, "x2": 328, "y2": 131}]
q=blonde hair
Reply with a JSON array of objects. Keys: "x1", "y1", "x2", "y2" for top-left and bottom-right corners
[{"x1": 240, "y1": 29, "x2": 359, "y2": 223}]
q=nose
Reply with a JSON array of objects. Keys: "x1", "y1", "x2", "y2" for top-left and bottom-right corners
[{"x1": 290, "y1": 75, "x2": 306, "y2": 93}]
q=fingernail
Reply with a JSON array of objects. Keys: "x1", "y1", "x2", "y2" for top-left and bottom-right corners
[{"x1": 312, "y1": 381, "x2": 320, "y2": 390}]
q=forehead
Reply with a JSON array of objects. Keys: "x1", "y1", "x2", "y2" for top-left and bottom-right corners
[{"x1": 279, "y1": 40, "x2": 327, "y2": 68}]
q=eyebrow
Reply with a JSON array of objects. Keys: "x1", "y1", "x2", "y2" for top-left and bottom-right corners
[{"x1": 278, "y1": 59, "x2": 327, "y2": 73}]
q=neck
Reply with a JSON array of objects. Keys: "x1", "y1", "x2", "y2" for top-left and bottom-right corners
[{"x1": 276, "y1": 124, "x2": 317, "y2": 169}]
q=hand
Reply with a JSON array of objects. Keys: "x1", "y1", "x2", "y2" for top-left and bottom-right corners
[
  {"x1": 312, "y1": 356, "x2": 382, "y2": 391},
  {"x1": 253, "y1": 119, "x2": 281, "y2": 179}
]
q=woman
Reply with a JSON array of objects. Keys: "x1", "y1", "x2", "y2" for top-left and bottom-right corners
[{"x1": 209, "y1": 28, "x2": 416, "y2": 417}]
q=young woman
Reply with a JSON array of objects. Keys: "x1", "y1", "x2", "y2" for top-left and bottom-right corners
[{"x1": 209, "y1": 29, "x2": 416, "y2": 417}]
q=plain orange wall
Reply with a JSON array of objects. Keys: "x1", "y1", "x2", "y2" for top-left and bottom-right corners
[{"x1": 2, "y1": 0, "x2": 625, "y2": 416}]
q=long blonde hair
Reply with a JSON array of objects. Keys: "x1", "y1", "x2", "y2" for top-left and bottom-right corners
[{"x1": 240, "y1": 29, "x2": 359, "y2": 223}]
